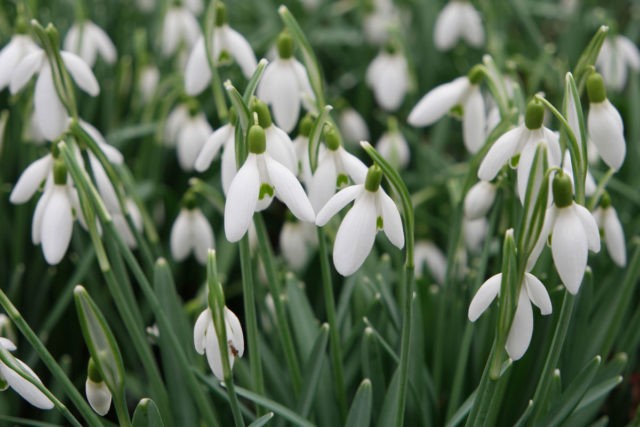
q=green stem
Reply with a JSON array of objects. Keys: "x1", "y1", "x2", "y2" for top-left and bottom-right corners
[
  {"x1": 204, "y1": 0, "x2": 229, "y2": 121},
  {"x1": 113, "y1": 392, "x2": 132, "y2": 427},
  {"x1": 395, "y1": 270, "x2": 415, "y2": 427}
]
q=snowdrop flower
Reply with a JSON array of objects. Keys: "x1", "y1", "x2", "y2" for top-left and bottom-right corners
[
  {"x1": 195, "y1": 110, "x2": 237, "y2": 194},
  {"x1": 224, "y1": 124, "x2": 315, "y2": 242},
  {"x1": 10, "y1": 152, "x2": 54, "y2": 205},
  {"x1": 408, "y1": 66, "x2": 486, "y2": 153},
  {"x1": 257, "y1": 32, "x2": 315, "y2": 133},
  {"x1": 184, "y1": 0, "x2": 204, "y2": 15},
  {"x1": 194, "y1": 306, "x2": 244, "y2": 381},
  {"x1": 528, "y1": 172, "x2": 600, "y2": 294},
  {"x1": 0, "y1": 31, "x2": 38, "y2": 91},
  {"x1": 308, "y1": 126, "x2": 368, "y2": 212},
  {"x1": 171, "y1": 197, "x2": 214, "y2": 264},
  {"x1": 464, "y1": 181, "x2": 496, "y2": 220},
  {"x1": 113, "y1": 199, "x2": 144, "y2": 249},
  {"x1": 463, "y1": 217, "x2": 488, "y2": 253},
  {"x1": 85, "y1": 358, "x2": 111, "y2": 416},
  {"x1": 596, "y1": 35, "x2": 640, "y2": 91},
  {"x1": 366, "y1": 45, "x2": 409, "y2": 112},
  {"x1": 0, "y1": 337, "x2": 54, "y2": 409},
  {"x1": 64, "y1": 20, "x2": 117, "y2": 67},
  {"x1": 468, "y1": 270, "x2": 552, "y2": 360},
  {"x1": 375, "y1": 118, "x2": 410, "y2": 169},
  {"x1": 586, "y1": 73, "x2": 626, "y2": 170},
  {"x1": 362, "y1": 0, "x2": 399, "y2": 45},
  {"x1": 414, "y1": 240, "x2": 447, "y2": 285},
  {"x1": 161, "y1": 6, "x2": 200, "y2": 57},
  {"x1": 165, "y1": 104, "x2": 213, "y2": 171},
  {"x1": 24, "y1": 109, "x2": 47, "y2": 144},
  {"x1": 251, "y1": 99, "x2": 298, "y2": 174},
  {"x1": 478, "y1": 99, "x2": 561, "y2": 202},
  {"x1": 433, "y1": 1, "x2": 484, "y2": 51},
  {"x1": 10, "y1": 49, "x2": 99, "y2": 140},
  {"x1": 136, "y1": 0, "x2": 155, "y2": 13},
  {"x1": 279, "y1": 219, "x2": 318, "y2": 271},
  {"x1": 592, "y1": 192, "x2": 626, "y2": 267},
  {"x1": 184, "y1": 3, "x2": 257, "y2": 95},
  {"x1": 561, "y1": 150, "x2": 596, "y2": 197},
  {"x1": 138, "y1": 65, "x2": 160, "y2": 103},
  {"x1": 316, "y1": 164, "x2": 404, "y2": 276},
  {"x1": 339, "y1": 108, "x2": 370, "y2": 144},
  {"x1": 165, "y1": 104, "x2": 189, "y2": 144}
]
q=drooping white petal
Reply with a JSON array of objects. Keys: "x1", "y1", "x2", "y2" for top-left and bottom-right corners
[
  {"x1": 464, "y1": 181, "x2": 496, "y2": 220},
  {"x1": 191, "y1": 209, "x2": 214, "y2": 264},
  {"x1": 265, "y1": 126, "x2": 297, "y2": 173},
  {"x1": 408, "y1": 77, "x2": 469, "y2": 126},
  {"x1": 379, "y1": 190, "x2": 404, "y2": 248},
  {"x1": 573, "y1": 204, "x2": 600, "y2": 252},
  {"x1": 552, "y1": 208, "x2": 588, "y2": 294},
  {"x1": 505, "y1": 290, "x2": 534, "y2": 360},
  {"x1": 588, "y1": 100, "x2": 626, "y2": 170},
  {"x1": 413, "y1": 241, "x2": 447, "y2": 284},
  {"x1": 225, "y1": 155, "x2": 260, "y2": 242},
  {"x1": 177, "y1": 115, "x2": 212, "y2": 171},
  {"x1": 259, "y1": 61, "x2": 300, "y2": 133},
  {"x1": 433, "y1": 3, "x2": 464, "y2": 51},
  {"x1": 339, "y1": 109, "x2": 369, "y2": 143},
  {"x1": 10, "y1": 155, "x2": 52, "y2": 204},
  {"x1": 366, "y1": 52, "x2": 408, "y2": 111},
  {"x1": 61, "y1": 52, "x2": 100, "y2": 96},
  {"x1": 0, "y1": 338, "x2": 16, "y2": 351},
  {"x1": 184, "y1": 38, "x2": 212, "y2": 96},
  {"x1": 204, "y1": 321, "x2": 224, "y2": 381},
  {"x1": 376, "y1": 130, "x2": 410, "y2": 169},
  {"x1": 32, "y1": 186, "x2": 53, "y2": 245},
  {"x1": 523, "y1": 273, "x2": 552, "y2": 315},
  {"x1": 266, "y1": 155, "x2": 315, "y2": 222},
  {"x1": 164, "y1": 105, "x2": 189, "y2": 145},
  {"x1": 462, "y1": 86, "x2": 486, "y2": 153},
  {"x1": 0, "y1": 36, "x2": 37, "y2": 90},
  {"x1": 221, "y1": 26, "x2": 257, "y2": 78},
  {"x1": 460, "y1": 3, "x2": 485, "y2": 47},
  {"x1": 280, "y1": 222, "x2": 311, "y2": 271},
  {"x1": 338, "y1": 147, "x2": 368, "y2": 184},
  {"x1": 308, "y1": 153, "x2": 338, "y2": 213},
  {"x1": 196, "y1": 124, "x2": 233, "y2": 172},
  {"x1": 170, "y1": 210, "x2": 191, "y2": 261},
  {"x1": 85, "y1": 379, "x2": 112, "y2": 416},
  {"x1": 0, "y1": 359, "x2": 54, "y2": 409},
  {"x1": 193, "y1": 309, "x2": 210, "y2": 354},
  {"x1": 603, "y1": 207, "x2": 626, "y2": 267},
  {"x1": 221, "y1": 137, "x2": 237, "y2": 195},
  {"x1": 463, "y1": 217, "x2": 488, "y2": 253},
  {"x1": 34, "y1": 65, "x2": 68, "y2": 141},
  {"x1": 90, "y1": 22, "x2": 117, "y2": 65},
  {"x1": 9, "y1": 50, "x2": 44, "y2": 94},
  {"x1": 468, "y1": 273, "x2": 502, "y2": 321},
  {"x1": 618, "y1": 35, "x2": 640, "y2": 70},
  {"x1": 41, "y1": 186, "x2": 73, "y2": 265},
  {"x1": 333, "y1": 192, "x2": 377, "y2": 276},
  {"x1": 477, "y1": 127, "x2": 523, "y2": 181},
  {"x1": 315, "y1": 185, "x2": 363, "y2": 226},
  {"x1": 526, "y1": 207, "x2": 556, "y2": 271},
  {"x1": 292, "y1": 60, "x2": 316, "y2": 114},
  {"x1": 162, "y1": 9, "x2": 181, "y2": 56},
  {"x1": 224, "y1": 306, "x2": 244, "y2": 357}
]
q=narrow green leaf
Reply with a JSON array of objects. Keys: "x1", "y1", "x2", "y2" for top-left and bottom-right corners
[
  {"x1": 248, "y1": 413, "x2": 274, "y2": 427},
  {"x1": 132, "y1": 398, "x2": 164, "y2": 427},
  {"x1": 224, "y1": 81, "x2": 251, "y2": 131},
  {"x1": 286, "y1": 277, "x2": 320, "y2": 360},
  {"x1": 307, "y1": 105, "x2": 333, "y2": 172},
  {"x1": 492, "y1": 229, "x2": 517, "y2": 379},
  {"x1": 243, "y1": 58, "x2": 269, "y2": 104},
  {"x1": 446, "y1": 391, "x2": 476, "y2": 427},
  {"x1": 297, "y1": 324, "x2": 330, "y2": 417},
  {"x1": 345, "y1": 379, "x2": 373, "y2": 427},
  {"x1": 573, "y1": 25, "x2": 609, "y2": 91}
]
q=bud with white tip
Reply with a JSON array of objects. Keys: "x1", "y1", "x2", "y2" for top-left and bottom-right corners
[{"x1": 85, "y1": 358, "x2": 112, "y2": 416}]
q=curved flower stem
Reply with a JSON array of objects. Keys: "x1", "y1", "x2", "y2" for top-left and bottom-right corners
[{"x1": 204, "y1": 0, "x2": 228, "y2": 122}]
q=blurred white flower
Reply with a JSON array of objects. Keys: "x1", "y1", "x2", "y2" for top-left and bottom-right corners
[
  {"x1": 0, "y1": 34, "x2": 38, "y2": 91},
  {"x1": 463, "y1": 217, "x2": 488, "y2": 253},
  {"x1": 136, "y1": 0, "x2": 155, "y2": 13},
  {"x1": 184, "y1": 0, "x2": 204, "y2": 15},
  {"x1": 414, "y1": 241, "x2": 446, "y2": 284},
  {"x1": 193, "y1": 306, "x2": 244, "y2": 381},
  {"x1": 170, "y1": 206, "x2": 214, "y2": 264},
  {"x1": 464, "y1": 181, "x2": 496, "y2": 220},
  {"x1": 292, "y1": 115, "x2": 315, "y2": 186},
  {"x1": 165, "y1": 105, "x2": 213, "y2": 171},
  {"x1": 316, "y1": 165, "x2": 404, "y2": 276},
  {"x1": 112, "y1": 199, "x2": 144, "y2": 249},
  {"x1": 596, "y1": 35, "x2": 640, "y2": 91},
  {"x1": 433, "y1": 1, "x2": 484, "y2": 51},
  {"x1": 64, "y1": 20, "x2": 117, "y2": 67},
  {"x1": 195, "y1": 120, "x2": 237, "y2": 194},
  {"x1": 279, "y1": 220, "x2": 318, "y2": 271},
  {"x1": 161, "y1": 6, "x2": 200, "y2": 57},
  {"x1": 375, "y1": 125, "x2": 410, "y2": 170},
  {"x1": 339, "y1": 108, "x2": 369, "y2": 144},
  {"x1": 366, "y1": 49, "x2": 408, "y2": 112},
  {"x1": 138, "y1": 65, "x2": 160, "y2": 103},
  {"x1": 363, "y1": 0, "x2": 399, "y2": 45},
  {"x1": 592, "y1": 195, "x2": 626, "y2": 267}
]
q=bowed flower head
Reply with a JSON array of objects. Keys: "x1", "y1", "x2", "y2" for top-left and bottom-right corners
[
  {"x1": 85, "y1": 358, "x2": 111, "y2": 416},
  {"x1": 464, "y1": 181, "x2": 496, "y2": 220},
  {"x1": 194, "y1": 306, "x2": 244, "y2": 381},
  {"x1": 433, "y1": 1, "x2": 485, "y2": 51},
  {"x1": 596, "y1": 35, "x2": 640, "y2": 92},
  {"x1": 408, "y1": 66, "x2": 486, "y2": 153},
  {"x1": 195, "y1": 109, "x2": 238, "y2": 194},
  {"x1": 586, "y1": 73, "x2": 626, "y2": 171},
  {"x1": 170, "y1": 196, "x2": 215, "y2": 264},
  {"x1": 375, "y1": 118, "x2": 410, "y2": 170},
  {"x1": 161, "y1": 6, "x2": 200, "y2": 57},
  {"x1": 64, "y1": 20, "x2": 117, "y2": 67},
  {"x1": 257, "y1": 32, "x2": 315, "y2": 133},
  {"x1": 366, "y1": 44, "x2": 409, "y2": 112},
  {"x1": 316, "y1": 165, "x2": 404, "y2": 276},
  {"x1": 0, "y1": 27, "x2": 38, "y2": 91},
  {"x1": 592, "y1": 192, "x2": 626, "y2": 267},
  {"x1": 224, "y1": 124, "x2": 315, "y2": 242}
]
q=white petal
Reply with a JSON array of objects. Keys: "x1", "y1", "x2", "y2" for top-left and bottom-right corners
[
  {"x1": 224, "y1": 155, "x2": 260, "y2": 242},
  {"x1": 367, "y1": 53, "x2": 408, "y2": 111},
  {"x1": 408, "y1": 77, "x2": 469, "y2": 126},
  {"x1": 85, "y1": 379, "x2": 112, "y2": 416},
  {"x1": 516, "y1": 141, "x2": 541, "y2": 204},
  {"x1": 61, "y1": 52, "x2": 99, "y2": 96},
  {"x1": 196, "y1": 124, "x2": 232, "y2": 172},
  {"x1": 204, "y1": 322, "x2": 224, "y2": 381},
  {"x1": 333, "y1": 193, "x2": 377, "y2": 276},
  {"x1": 460, "y1": 4, "x2": 485, "y2": 47},
  {"x1": 292, "y1": 60, "x2": 316, "y2": 113},
  {"x1": 41, "y1": 186, "x2": 73, "y2": 265},
  {"x1": 433, "y1": 3, "x2": 464, "y2": 51},
  {"x1": 588, "y1": 101, "x2": 625, "y2": 170},
  {"x1": 223, "y1": 26, "x2": 257, "y2": 78},
  {"x1": 315, "y1": 185, "x2": 363, "y2": 226},
  {"x1": 0, "y1": 38, "x2": 28, "y2": 90},
  {"x1": 193, "y1": 309, "x2": 210, "y2": 354},
  {"x1": 265, "y1": 126, "x2": 297, "y2": 173},
  {"x1": 463, "y1": 217, "x2": 487, "y2": 252},
  {"x1": 603, "y1": 207, "x2": 626, "y2": 266},
  {"x1": 379, "y1": 190, "x2": 404, "y2": 248},
  {"x1": 339, "y1": 109, "x2": 369, "y2": 142},
  {"x1": 266, "y1": 156, "x2": 315, "y2": 222},
  {"x1": 0, "y1": 359, "x2": 53, "y2": 409},
  {"x1": 413, "y1": 241, "x2": 447, "y2": 284},
  {"x1": 177, "y1": 116, "x2": 211, "y2": 171},
  {"x1": 90, "y1": 23, "x2": 117, "y2": 64},
  {"x1": 10, "y1": 155, "x2": 52, "y2": 204},
  {"x1": 191, "y1": 209, "x2": 214, "y2": 264},
  {"x1": 32, "y1": 186, "x2": 53, "y2": 245},
  {"x1": 170, "y1": 210, "x2": 192, "y2": 261},
  {"x1": 468, "y1": 273, "x2": 502, "y2": 321},
  {"x1": 35, "y1": 65, "x2": 68, "y2": 141},
  {"x1": 338, "y1": 147, "x2": 368, "y2": 184},
  {"x1": 477, "y1": 127, "x2": 523, "y2": 181},
  {"x1": 224, "y1": 306, "x2": 244, "y2": 357},
  {"x1": 505, "y1": 290, "x2": 534, "y2": 360},
  {"x1": 308, "y1": 154, "x2": 338, "y2": 213},
  {"x1": 526, "y1": 207, "x2": 556, "y2": 271},
  {"x1": 221, "y1": 137, "x2": 238, "y2": 195},
  {"x1": 573, "y1": 204, "x2": 600, "y2": 252},
  {"x1": 90, "y1": 155, "x2": 120, "y2": 213},
  {"x1": 280, "y1": 222, "x2": 311, "y2": 270},
  {"x1": 524, "y1": 273, "x2": 552, "y2": 315},
  {"x1": 9, "y1": 50, "x2": 44, "y2": 94},
  {"x1": 185, "y1": 37, "x2": 212, "y2": 96},
  {"x1": 375, "y1": 131, "x2": 410, "y2": 169},
  {"x1": 618, "y1": 36, "x2": 640, "y2": 70},
  {"x1": 162, "y1": 9, "x2": 181, "y2": 56},
  {"x1": 463, "y1": 181, "x2": 496, "y2": 220},
  {"x1": 260, "y1": 61, "x2": 300, "y2": 133},
  {"x1": 463, "y1": 87, "x2": 486, "y2": 153},
  {"x1": 0, "y1": 338, "x2": 17, "y2": 351},
  {"x1": 552, "y1": 208, "x2": 588, "y2": 294}
]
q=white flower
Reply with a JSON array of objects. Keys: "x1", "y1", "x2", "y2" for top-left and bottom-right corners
[
  {"x1": 433, "y1": 1, "x2": 484, "y2": 51},
  {"x1": 279, "y1": 220, "x2": 318, "y2": 271},
  {"x1": 193, "y1": 306, "x2": 244, "y2": 381},
  {"x1": 64, "y1": 20, "x2": 117, "y2": 67},
  {"x1": 375, "y1": 126, "x2": 410, "y2": 170},
  {"x1": 10, "y1": 153, "x2": 54, "y2": 205},
  {"x1": 195, "y1": 121, "x2": 237, "y2": 194},
  {"x1": 24, "y1": 109, "x2": 47, "y2": 144},
  {"x1": 0, "y1": 337, "x2": 54, "y2": 410},
  {"x1": 463, "y1": 217, "x2": 488, "y2": 253},
  {"x1": 596, "y1": 35, "x2": 640, "y2": 91},
  {"x1": 184, "y1": 4, "x2": 256, "y2": 95},
  {"x1": 136, "y1": 0, "x2": 155, "y2": 13},
  {"x1": 0, "y1": 34, "x2": 38, "y2": 91},
  {"x1": 468, "y1": 271, "x2": 552, "y2": 360},
  {"x1": 464, "y1": 181, "x2": 496, "y2": 220},
  {"x1": 414, "y1": 241, "x2": 447, "y2": 285},
  {"x1": 113, "y1": 199, "x2": 143, "y2": 249},
  {"x1": 161, "y1": 6, "x2": 201, "y2": 57},
  {"x1": 184, "y1": 0, "x2": 204, "y2": 15},
  {"x1": 170, "y1": 207, "x2": 214, "y2": 264},
  {"x1": 252, "y1": 100, "x2": 299, "y2": 174},
  {"x1": 10, "y1": 49, "x2": 99, "y2": 140},
  {"x1": 362, "y1": 0, "x2": 399, "y2": 45},
  {"x1": 316, "y1": 165, "x2": 404, "y2": 276},
  {"x1": 366, "y1": 49, "x2": 409, "y2": 112},
  {"x1": 292, "y1": 115, "x2": 315, "y2": 186},
  {"x1": 224, "y1": 125, "x2": 315, "y2": 242},
  {"x1": 592, "y1": 196, "x2": 626, "y2": 267},
  {"x1": 85, "y1": 378, "x2": 111, "y2": 416},
  {"x1": 138, "y1": 65, "x2": 160, "y2": 103},
  {"x1": 586, "y1": 73, "x2": 626, "y2": 171},
  {"x1": 528, "y1": 173, "x2": 600, "y2": 294},
  {"x1": 165, "y1": 104, "x2": 190, "y2": 144},
  {"x1": 408, "y1": 71, "x2": 486, "y2": 153},
  {"x1": 339, "y1": 108, "x2": 370, "y2": 144},
  {"x1": 561, "y1": 150, "x2": 596, "y2": 197},
  {"x1": 308, "y1": 127, "x2": 368, "y2": 212},
  {"x1": 257, "y1": 33, "x2": 315, "y2": 133},
  {"x1": 178, "y1": 113, "x2": 213, "y2": 171}
]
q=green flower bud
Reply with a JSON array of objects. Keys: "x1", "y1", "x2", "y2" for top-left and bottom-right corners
[
  {"x1": 467, "y1": 65, "x2": 485, "y2": 85},
  {"x1": 215, "y1": 3, "x2": 227, "y2": 27},
  {"x1": 365, "y1": 165, "x2": 383, "y2": 192},
  {"x1": 87, "y1": 358, "x2": 104, "y2": 383},
  {"x1": 252, "y1": 99, "x2": 273, "y2": 128},
  {"x1": 248, "y1": 124, "x2": 266, "y2": 154},
  {"x1": 53, "y1": 159, "x2": 67, "y2": 185},
  {"x1": 586, "y1": 73, "x2": 606, "y2": 104},
  {"x1": 552, "y1": 172, "x2": 573, "y2": 208},
  {"x1": 524, "y1": 99, "x2": 545, "y2": 130},
  {"x1": 277, "y1": 31, "x2": 294, "y2": 59},
  {"x1": 325, "y1": 126, "x2": 341, "y2": 151},
  {"x1": 298, "y1": 114, "x2": 313, "y2": 137}
]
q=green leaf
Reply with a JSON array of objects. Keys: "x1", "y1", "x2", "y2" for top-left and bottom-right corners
[
  {"x1": 573, "y1": 25, "x2": 609, "y2": 91},
  {"x1": 345, "y1": 379, "x2": 373, "y2": 427},
  {"x1": 132, "y1": 398, "x2": 164, "y2": 427},
  {"x1": 296, "y1": 324, "x2": 330, "y2": 417},
  {"x1": 243, "y1": 58, "x2": 268, "y2": 105},
  {"x1": 307, "y1": 105, "x2": 333, "y2": 172},
  {"x1": 445, "y1": 390, "x2": 476, "y2": 427},
  {"x1": 286, "y1": 276, "x2": 320, "y2": 361},
  {"x1": 492, "y1": 229, "x2": 517, "y2": 379},
  {"x1": 248, "y1": 412, "x2": 274, "y2": 427}
]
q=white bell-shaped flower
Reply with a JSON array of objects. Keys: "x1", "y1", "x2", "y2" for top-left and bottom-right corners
[
  {"x1": 375, "y1": 119, "x2": 410, "y2": 169},
  {"x1": 85, "y1": 358, "x2": 111, "y2": 416},
  {"x1": 10, "y1": 153, "x2": 54, "y2": 205},
  {"x1": 224, "y1": 125, "x2": 315, "y2": 242},
  {"x1": 251, "y1": 100, "x2": 298, "y2": 174},
  {"x1": 165, "y1": 104, "x2": 190, "y2": 144},
  {"x1": 279, "y1": 219, "x2": 318, "y2": 271},
  {"x1": 339, "y1": 108, "x2": 370, "y2": 144},
  {"x1": 193, "y1": 306, "x2": 244, "y2": 381},
  {"x1": 257, "y1": 32, "x2": 315, "y2": 133},
  {"x1": 161, "y1": 6, "x2": 200, "y2": 57},
  {"x1": 468, "y1": 271, "x2": 552, "y2": 360},
  {"x1": 316, "y1": 164, "x2": 404, "y2": 276},
  {"x1": 308, "y1": 126, "x2": 368, "y2": 213},
  {"x1": 414, "y1": 240, "x2": 447, "y2": 285},
  {"x1": 195, "y1": 119, "x2": 237, "y2": 194},
  {"x1": 0, "y1": 337, "x2": 54, "y2": 410},
  {"x1": 408, "y1": 67, "x2": 486, "y2": 153},
  {"x1": 178, "y1": 112, "x2": 213, "y2": 171},
  {"x1": 433, "y1": 1, "x2": 484, "y2": 51},
  {"x1": 528, "y1": 173, "x2": 600, "y2": 294},
  {"x1": 10, "y1": 49, "x2": 99, "y2": 140},
  {"x1": 366, "y1": 46, "x2": 409, "y2": 112},
  {"x1": 184, "y1": 0, "x2": 204, "y2": 15},
  {"x1": 64, "y1": 20, "x2": 117, "y2": 67},
  {"x1": 592, "y1": 193, "x2": 626, "y2": 267},
  {"x1": 362, "y1": 0, "x2": 399, "y2": 45},
  {"x1": 596, "y1": 35, "x2": 640, "y2": 91},
  {"x1": 463, "y1": 216, "x2": 488, "y2": 253},
  {"x1": 0, "y1": 32, "x2": 38, "y2": 90},
  {"x1": 138, "y1": 65, "x2": 160, "y2": 103},
  {"x1": 464, "y1": 181, "x2": 496, "y2": 220},
  {"x1": 586, "y1": 73, "x2": 626, "y2": 171},
  {"x1": 170, "y1": 200, "x2": 214, "y2": 264},
  {"x1": 184, "y1": 3, "x2": 256, "y2": 95}
]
